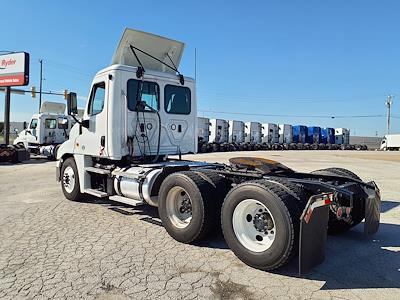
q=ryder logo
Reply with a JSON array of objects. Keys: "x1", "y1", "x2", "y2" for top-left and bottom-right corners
[{"x1": 1, "y1": 59, "x2": 16, "y2": 69}]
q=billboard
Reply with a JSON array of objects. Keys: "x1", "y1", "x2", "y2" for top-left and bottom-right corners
[{"x1": 0, "y1": 52, "x2": 29, "y2": 87}]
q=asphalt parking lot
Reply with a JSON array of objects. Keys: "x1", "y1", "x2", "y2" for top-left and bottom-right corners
[{"x1": 0, "y1": 151, "x2": 399, "y2": 299}]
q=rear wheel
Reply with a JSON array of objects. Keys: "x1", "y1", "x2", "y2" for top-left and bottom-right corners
[
  {"x1": 221, "y1": 180, "x2": 300, "y2": 271},
  {"x1": 158, "y1": 171, "x2": 224, "y2": 243},
  {"x1": 311, "y1": 167, "x2": 364, "y2": 234}
]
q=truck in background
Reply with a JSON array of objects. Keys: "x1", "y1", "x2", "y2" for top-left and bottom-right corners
[
  {"x1": 380, "y1": 134, "x2": 400, "y2": 151},
  {"x1": 13, "y1": 101, "x2": 83, "y2": 158},
  {"x1": 245, "y1": 122, "x2": 262, "y2": 145},
  {"x1": 261, "y1": 123, "x2": 279, "y2": 144},
  {"x1": 321, "y1": 127, "x2": 335, "y2": 149},
  {"x1": 278, "y1": 124, "x2": 292, "y2": 144},
  {"x1": 335, "y1": 128, "x2": 350, "y2": 145},
  {"x1": 228, "y1": 120, "x2": 245, "y2": 144}
]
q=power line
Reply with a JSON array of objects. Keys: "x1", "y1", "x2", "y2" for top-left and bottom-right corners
[{"x1": 198, "y1": 109, "x2": 385, "y2": 119}]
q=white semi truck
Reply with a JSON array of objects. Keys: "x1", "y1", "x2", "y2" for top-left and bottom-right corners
[
  {"x1": 228, "y1": 120, "x2": 245, "y2": 144},
  {"x1": 380, "y1": 134, "x2": 400, "y2": 151},
  {"x1": 14, "y1": 102, "x2": 82, "y2": 158},
  {"x1": 56, "y1": 28, "x2": 381, "y2": 274},
  {"x1": 245, "y1": 122, "x2": 262, "y2": 144}
]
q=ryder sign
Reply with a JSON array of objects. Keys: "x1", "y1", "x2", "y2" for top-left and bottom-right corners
[{"x1": 0, "y1": 52, "x2": 29, "y2": 87}]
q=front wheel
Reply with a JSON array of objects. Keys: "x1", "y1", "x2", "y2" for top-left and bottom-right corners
[{"x1": 61, "y1": 157, "x2": 83, "y2": 201}]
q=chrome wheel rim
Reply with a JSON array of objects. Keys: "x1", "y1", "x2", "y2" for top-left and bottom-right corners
[
  {"x1": 63, "y1": 166, "x2": 75, "y2": 194},
  {"x1": 233, "y1": 199, "x2": 276, "y2": 252},
  {"x1": 165, "y1": 186, "x2": 192, "y2": 228}
]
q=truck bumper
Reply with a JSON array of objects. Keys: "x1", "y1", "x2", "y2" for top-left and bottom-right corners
[{"x1": 56, "y1": 160, "x2": 61, "y2": 181}]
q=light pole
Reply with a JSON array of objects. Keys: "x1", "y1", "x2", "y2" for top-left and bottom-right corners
[{"x1": 39, "y1": 59, "x2": 43, "y2": 112}]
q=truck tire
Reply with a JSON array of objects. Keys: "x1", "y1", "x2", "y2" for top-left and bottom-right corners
[
  {"x1": 265, "y1": 177, "x2": 309, "y2": 209},
  {"x1": 158, "y1": 171, "x2": 222, "y2": 243},
  {"x1": 61, "y1": 157, "x2": 83, "y2": 201},
  {"x1": 221, "y1": 180, "x2": 300, "y2": 271},
  {"x1": 311, "y1": 167, "x2": 364, "y2": 234}
]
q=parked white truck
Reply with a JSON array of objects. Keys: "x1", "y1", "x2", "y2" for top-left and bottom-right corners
[
  {"x1": 380, "y1": 134, "x2": 400, "y2": 151},
  {"x1": 13, "y1": 101, "x2": 82, "y2": 158},
  {"x1": 56, "y1": 28, "x2": 381, "y2": 274}
]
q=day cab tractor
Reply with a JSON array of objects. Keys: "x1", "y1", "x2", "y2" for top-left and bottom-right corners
[
  {"x1": 14, "y1": 101, "x2": 82, "y2": 159},
  {"x1": 56, "y1": 28, "x2": 381, "y2": 274}
]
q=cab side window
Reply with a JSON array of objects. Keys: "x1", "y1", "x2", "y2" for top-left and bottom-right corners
[
  {"x1": 127, "y1": 79, "x2": 159, "y2": 112},
  {"x1": 58, "y1": 117, "x2": 69, "y2": 129},
  {"x1": 88, "y1": 82, "x2": 106, "y2": 116},
  {"x1": 30, "y1": 119, "x2": 38, "y2": 129},
  {"x1": 45, "y1": 119, "x2": 57, "y2": 129},
  {"x1": 164, "y1": 85, "x2": 191, "y2": 115}
]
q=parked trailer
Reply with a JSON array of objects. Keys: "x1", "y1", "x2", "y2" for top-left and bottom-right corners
[
  {"x1": 13, "y1": 102, "x2": 81, "y2": 158},
  {"x1": 380, "y1": 134, "x2": 400, "y2": 151},
  {"x1": 245, "y1": 122, "x2": 262, "y2": 144},
  {"x1": 261, "y1": 123, "x2": 279, "y2": 144},
  {"x1": 56, "y1": 29, "x2": 380, "y2": 273}
]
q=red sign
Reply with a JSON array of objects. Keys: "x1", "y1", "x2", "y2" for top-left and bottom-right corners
[{"x1": 0, "y1": 52, "x2": 29, "y2": 87}]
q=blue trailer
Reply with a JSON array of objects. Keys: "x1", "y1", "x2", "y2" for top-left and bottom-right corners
[
  {"x1": 306, "y1": 126, "x2": 321, "y2": 144},
  {"x1": 292, "y1": 125, "x2": 307, "y2": 143},
  {"x1": 321, "y1": 127, "x2": 335, "y2": 144}
]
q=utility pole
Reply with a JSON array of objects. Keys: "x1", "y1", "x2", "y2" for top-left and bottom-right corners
[
  {"x1": 385, "y1": 95, "x2": 393, "y2": 135},
  {"x1": 39, "y1": 59, "x2": 43, "y2": 112}
]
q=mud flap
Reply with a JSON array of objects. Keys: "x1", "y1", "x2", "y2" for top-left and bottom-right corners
[
  {"x1": 298, "y1": 194, "x2": 332, "y2": 276},
  {"x1": 364, "y1": 181, "x2": 381, "y2": 236}
]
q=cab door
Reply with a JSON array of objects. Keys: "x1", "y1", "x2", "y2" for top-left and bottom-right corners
[{"x1": 75, "y1": 76, "x2": 108, "y2": 157}]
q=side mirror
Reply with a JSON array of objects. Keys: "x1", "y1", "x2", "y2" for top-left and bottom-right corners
[
  {"x1": 23, "y1": 121, "x2": 27, "y2": 129},
  {"x1": 67, "y1": 92, "x2": 78, "y2": 115}
]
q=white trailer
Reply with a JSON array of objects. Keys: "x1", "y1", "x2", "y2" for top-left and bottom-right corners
[
  {"x1": 335, "y1": 128, "x2": 350, "y2": 145},
  {"x1": 55, "y1": 28, "x2": 380, "y2": 274},
  {"x1": 209, "y1": 119, "x2": 229, "y2": 143},
  {"x1": 244, "y1": 122, "x2": 262, "y2": 143},
  {"x1": 380, "y1": 134, "x2": 400, "y2": 151},
  {"x1": 278, "y1": 124, "x2": 292, "y2": 144},
  {"x1": 262, "y1": 123, "x2": 279, "y2": 144},
  {"x1": 197, "y1": 117, "x2": 210, "y2": 143},
  {"x1": 13, "y1": 101, "x2": 80, "y2": 158},
  {"x1": 228, "y1": 120, "x2": 245, "y2": 143}
]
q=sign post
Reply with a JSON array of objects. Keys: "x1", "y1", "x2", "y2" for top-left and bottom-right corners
[
  {"x1": 0, "y1": 52, "x2": 29, "y2": 144},
  {"x1": 4, "y1": 87, "x2": 11, "y2": 144}
]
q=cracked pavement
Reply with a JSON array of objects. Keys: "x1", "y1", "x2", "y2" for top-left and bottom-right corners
[{"x1": 0, "y1": 151, "x2": 399, "y2": 299}]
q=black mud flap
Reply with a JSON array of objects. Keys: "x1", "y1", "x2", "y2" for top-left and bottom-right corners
[
  {"x1": 298, "y1": 193, "x2": 332, "y2": 276},
  {"x1": 364, "y1": 181, "x2": 381, "y2": 236}
]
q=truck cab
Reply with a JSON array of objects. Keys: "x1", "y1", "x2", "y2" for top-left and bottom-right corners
[
  {"x1": 56, "y1": 28, "x2": 197, "y2": 192},
  {"x1": 14, "y1": 101, "x2": 78, "y2": 157}
]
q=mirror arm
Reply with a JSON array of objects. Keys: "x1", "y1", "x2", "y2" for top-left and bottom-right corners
[{"x1": 71, "y1": 114, "x2": 81, "y2": 125}]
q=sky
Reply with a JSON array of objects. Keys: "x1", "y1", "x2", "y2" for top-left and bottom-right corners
[{"x1": 1, "y1": 0, "x2": 400, "y2": 136}]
